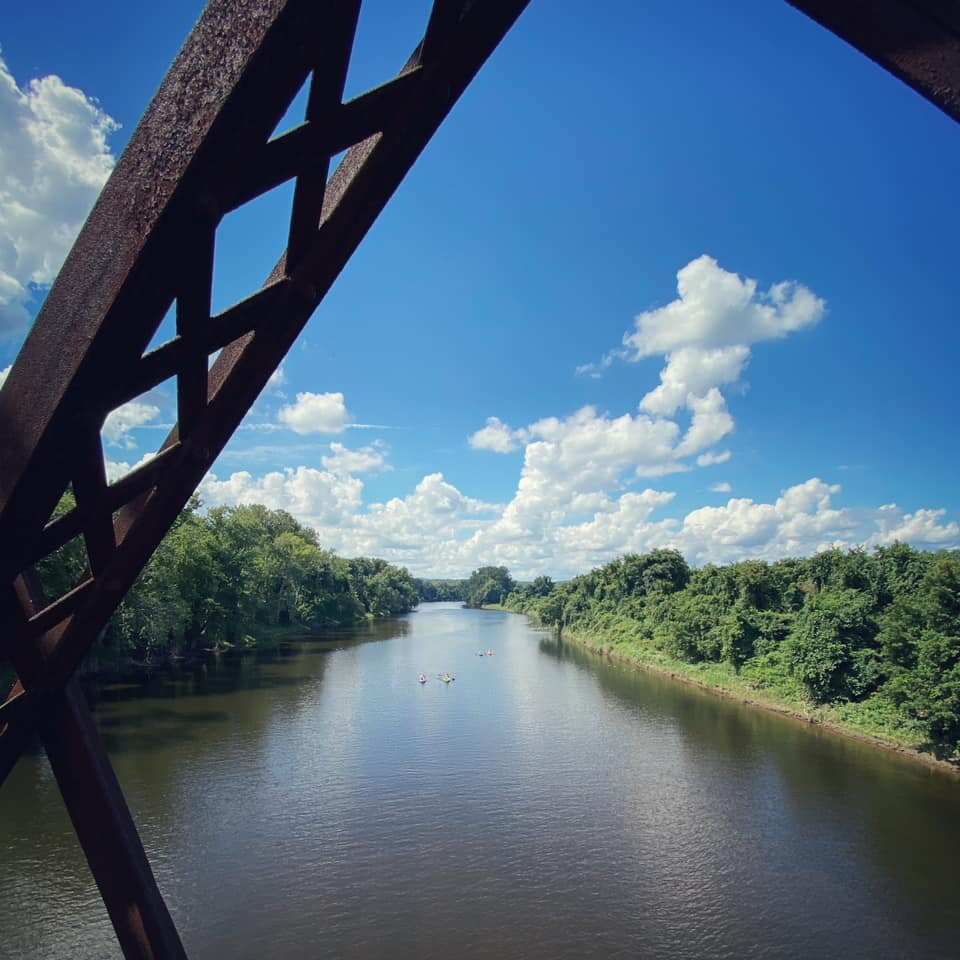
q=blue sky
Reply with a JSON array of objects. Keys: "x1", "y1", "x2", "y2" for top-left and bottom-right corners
[{"x1": 2, "y1": 0, "x2": 959, "y2": 577}]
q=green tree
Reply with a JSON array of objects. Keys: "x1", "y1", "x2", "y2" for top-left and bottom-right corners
[
  {"x1": 883, "y1": 552, "x2": 960, "y2": 754},
  {"x1": 654, "y1": 592, "x2": 726, "y2": 661},
  {"x1": 464, "y1": 566, "x2": 515, "y2": 607},
  {"x1": 786, "y1": 589, "x2": 878, "y2": 702},
  {"x1": 35, "y1": 489, "x2": 87, "y2": 601},
  {"x1": 530, "y1": 575, "x2": 554, "y2": 597},
  {"x1": 719, "y1": 600, "x2": 758, "y2": 670}
]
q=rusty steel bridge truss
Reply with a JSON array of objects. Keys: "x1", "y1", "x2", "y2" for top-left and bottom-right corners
[{"x1": 0, "y1": 1, "x2": 957, "y2": 957}]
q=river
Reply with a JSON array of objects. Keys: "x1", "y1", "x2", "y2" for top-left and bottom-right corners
[{"x1": 1, "y1": 603, "x2": 957, "y2": 958}]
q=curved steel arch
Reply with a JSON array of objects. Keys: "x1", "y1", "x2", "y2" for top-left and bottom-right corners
[
  {"x1": 0, "y1": 1, "x2": 956, "y2": 957},
  {"x1": 0, "y1": 2, "x2": 530, "y2": 955}
]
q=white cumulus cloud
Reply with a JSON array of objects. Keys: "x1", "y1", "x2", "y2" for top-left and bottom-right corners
[
  {"x1": 552, "y1": 490, "x2": 679, "y2": 569},
  {"x1": 674, "y1": 388, "x2": 735, "y2": 457},
  {"x1": 504, "y1": 406, "x2": 681, "y2": 528},
  {"x1": 624, "y1": 255, "x2": 825, "y2": 359},
  {"x1": 104, "y1": 452, "x2": 156, "y2": 483},
  {"x1": 868, "y1": 505, "x2": 960, "y2": 548},
  {"x1": 200, "y1": 466, "x2": 363, "y2": 528},
  {"x1": 0, "y1": 53, "x2": 117, "y2": 338},
  {"x1": 192, "y1": 459, "x2": 960, "y2": 579},
  {"x1": 467, "y1": 396, "x2": 727, "y2": 506},
  {"x1": 575, "y1": 256, "x2": 826, "y2": 472},
  {"x1": 0, "y1": 363, "x2": 9, "y2": 388},
  {"x1": 679, "y1": 479, "x2": 855, "y2": 564},
  {"x1": 468, "y1": 416, "x2": 526, "y2": 453},
  {"x1": 355, "y1": 473, "x2": 497, "y2": 547},
  {"x1": 640, "y1": 345, "x2": 749, "y2": 416},
  {"x1": 627, "y1": 258, "x2": 822, "y2": 445},
  {"x1": 277, "y1": 391, "x2": 351, "y2": 434},
  {"x1": 170, "y1": 258, "x2": 946, "y2": 577},
  {"x1": 102, "y1": 400, "x2": 160, "y2": 449},
  {"x1": 321, "y1": 441, "x2": 389, "y2": 475}
]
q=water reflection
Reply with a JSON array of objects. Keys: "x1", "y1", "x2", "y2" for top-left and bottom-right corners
[
  {"x1": 0, "y1": 606, "x2": 957, "y2": 960},
  {"x1": 537, "y1": 630, "x2": 960, "y2": 950}
]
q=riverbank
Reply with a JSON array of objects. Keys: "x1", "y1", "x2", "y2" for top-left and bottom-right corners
[
  {"x1": 490, "y1": 606, "x2": 960, "y2": 777},
  {"x1": 74, "y1": 616, "x2": 396, "y2": 678}
]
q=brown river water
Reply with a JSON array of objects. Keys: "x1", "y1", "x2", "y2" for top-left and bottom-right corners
[{"x1": 1, "y1": 602, "x2": 957, "y2": 958}]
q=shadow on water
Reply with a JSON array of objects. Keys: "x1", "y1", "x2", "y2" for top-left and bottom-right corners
[
  {"x1": 537, "y1": 631, "x2": 960, "y2": 940},
  {"x1": 83, "y1": 616, "x2": 411, "y2": 704},
  {"x1": 1, "y1": 615, "x2": 417, "y2": 881},
  {"x1": 71, "y1": 616, "x2": 412, "y2": 757},
  {"x1": 93, "y1": 707, "x2": 233, "y2": 754},
  {"x1": 11, "y1": 617, "x2": 413, "y2": 767}
]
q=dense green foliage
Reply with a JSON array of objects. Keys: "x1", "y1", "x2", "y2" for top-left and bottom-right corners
[
  {"x1": 504, "y1": 545, "x2": 960, "y2": 759},
  {"x1": 463, "y1": 566, "x2": 515, "y2": 608},
  {"x1": 416, "y1": 568, "x2": 519, "y2": 606},
  {"x1": 417, "y1": 578, "x2": 467, "y2": 602},
  {"x1": 38, "y1": 496, "x2": 419, "y2": 660}
]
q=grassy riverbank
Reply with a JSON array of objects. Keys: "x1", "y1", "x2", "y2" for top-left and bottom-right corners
[
  {"x1": 497, "y1": 546, "x2": 960, "y2": 773},
  {"x1": 518, "y1": 610, "x2": 958, "y2": 775}
]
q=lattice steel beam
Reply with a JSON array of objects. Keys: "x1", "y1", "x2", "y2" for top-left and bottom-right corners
[
  {"x1": 0, "y1": 0, "x2": 529, "y2": 761},
  {"x1": 789, "y1": 0, "x2": 960, "y2": 123},
  {"x1": 0, "y1": 1, "x2": 529, "y2": 955}
]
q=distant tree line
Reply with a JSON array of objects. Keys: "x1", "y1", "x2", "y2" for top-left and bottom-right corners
[
  {"x1": 416, "y1": 567, "x2": 516, "y2": 607},
  {"x1": 463, "y1": 566, "x2": 515, "y2": 607},
  {"x1": 418, "y1": 567, "x2": 516, "y2": 607},
  {"x1": 502, "y1": 546, "x2": 960, "y2": 759},
  {"x1": 417, "y1": 578, "x2": 467, "y2": 602},
  {"x1": 37, "y1": 496, "x2": 419, "y2": 660}
]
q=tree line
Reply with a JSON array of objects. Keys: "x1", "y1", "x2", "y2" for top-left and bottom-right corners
[
  {"x1": 35, "y1": 496, "x2": 959, "y2": 757},
  {"x1": 38, "y1": 496, "x2": 420, "y2": 660},
  {"x1": 500, "y1": 546, "x2": 960, "y2": 759},
  {"x1": 417, "y1": 566, "x2": 515, "y2": 607}
]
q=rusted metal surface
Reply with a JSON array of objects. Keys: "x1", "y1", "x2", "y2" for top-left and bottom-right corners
[
  {"x1": 0, "y1": 0, "x2": 958, "y2": 956},
  {"x1": 0, "y1": 0, "x2": 528, "y2": 955},
  {"x1": 4, "y1": 571, "x2": 187, "y2": 958},
  {"x1": 41, "y1": 680, "x2": 189, "y2": 960},
  {"x1": 789, "y1": 0, "x2": 960, "y2": 123}
]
